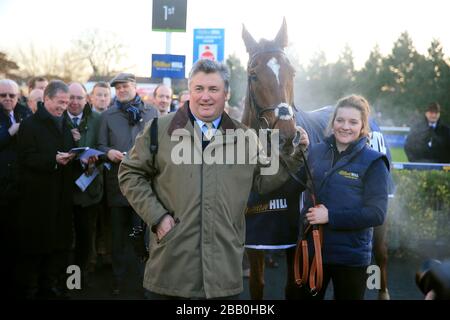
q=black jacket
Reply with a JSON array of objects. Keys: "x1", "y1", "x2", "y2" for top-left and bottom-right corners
[
  {"x1": 0, "y1": 103, "x2": 32, "y2": 204},
  {"x1": 405, "y1": 116, "x2": 450, "y2": 163},
  {"x1": 16, "y1": 103, "x2": 75, "y2": 254}
]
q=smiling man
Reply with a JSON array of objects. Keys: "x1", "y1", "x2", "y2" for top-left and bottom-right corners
[
  {"x1": 16, "y1": 80, "x2": 77, "y2": 299},
  {"x1": 118, "y1": 59, "x2": 309, "y2": 300},
  {"x1": 64, "y1": 82, "x2": 103, "y2": 288}
]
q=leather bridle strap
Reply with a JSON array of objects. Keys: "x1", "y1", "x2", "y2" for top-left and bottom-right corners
[
  {"x1": 309, "y1": 225, "x2": 324, "y2": 295},
  {"x1": 289, "y1": 152, "x2": 323, "y2": 295}
]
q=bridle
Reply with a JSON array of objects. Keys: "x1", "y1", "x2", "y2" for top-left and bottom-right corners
[
  {"x1": 247, "y1": 49, "x2": 296, "y2": 131},
  {"x1": 277, "y1": 145, "x2": 324, "y2": 296},
  {"x1": 294, "y1": 194, "x2": 324, "y2": 296}
]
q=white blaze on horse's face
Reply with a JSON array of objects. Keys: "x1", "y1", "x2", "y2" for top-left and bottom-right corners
[{"x1": 267, "y1": 57, "x2": 280, "y2": 86}]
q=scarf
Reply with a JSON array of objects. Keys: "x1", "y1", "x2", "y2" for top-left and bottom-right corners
[{"x1": 117, "y1": 95, "x2": 143, "y2": 126}]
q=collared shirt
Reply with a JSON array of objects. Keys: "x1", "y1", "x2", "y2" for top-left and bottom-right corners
[
  {"x1": 192, "y1": 114, "x2": 222, "y2": 137},
  {"x1": 68, "y1": 111, "x2": 83, "y2": 127},
  {"x1": 9, "y1": 111, "x2": 16, "y2": 124}
]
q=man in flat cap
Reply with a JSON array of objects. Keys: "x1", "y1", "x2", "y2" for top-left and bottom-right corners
[{"x1": 97, "y1": 72, "x2": 158, "y2": 295}]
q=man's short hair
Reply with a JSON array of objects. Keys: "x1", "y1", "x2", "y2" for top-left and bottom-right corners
[
  {"x1": 0, "y1": 79, "x2": 19, "y2": 93},
  {"x1": 426, "y1": 102, "x2": 441, "y2": 113},
  {"x1": 44, "y1": 80, "x2": 69, "y2": 99},
  {"x1": 91, "y1": 81, "x2": 111, "y2": 93},
  {"x1": 188, "y1": 59, "x2": 230, "y2": 93},
  {"x1": 153, "y1": 84, "x2": 172, "y2": 98},
  {"x1": 28, "y1": 76, "x2": 48, "y2": 90}
]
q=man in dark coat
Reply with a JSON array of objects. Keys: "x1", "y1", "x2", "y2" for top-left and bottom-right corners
[
  {"x1": 15, "y1": 80, "x2": 76, "y2": 299},
  {"x1": 405, "y1": 102, "x2": 450, "y2": 163},
  {"x1": 64, "y1": 82, "x2": 103, "y2": 288},
  {"x1": 0, "y1": 79, "x2": 32, "y2": 298},
  {"x1": 97, "y1": 72, "x2": 158, "y2": 295}
]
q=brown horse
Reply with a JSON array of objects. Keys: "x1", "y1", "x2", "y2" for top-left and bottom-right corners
[
  {"x1": 241, "y1": 18, "x2": 306, "y2": 300},
  {"x1": 241, "y1": 18, "x2": 301, "y2": 154},
  {"x1": 242, "y1": 19, "x2": 391, "y2": 300}
]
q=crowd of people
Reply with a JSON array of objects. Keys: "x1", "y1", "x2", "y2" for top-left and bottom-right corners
[{"x1": 0, "y1": 59, "x2": 448, "y2": 300}]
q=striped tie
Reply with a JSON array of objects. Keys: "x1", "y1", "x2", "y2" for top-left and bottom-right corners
[
  {"x1": 72, "y1": 117, "x2": 79, "y2": 128},
  {"x1": 203, "y1": 122, "x2": 214, "y2": 140}
]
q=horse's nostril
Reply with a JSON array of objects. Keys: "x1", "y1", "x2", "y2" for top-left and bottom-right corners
[{"x1": 292, "y1": 130, "x2": 301, "y2": 146}]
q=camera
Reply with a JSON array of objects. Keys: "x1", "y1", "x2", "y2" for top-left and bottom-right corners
[
  {"x1": 129, "y1": 225, "x2": 148, "y2": 262},
  {"x1": 416, "y1": 259, "x2": 450, "y2": 300}
]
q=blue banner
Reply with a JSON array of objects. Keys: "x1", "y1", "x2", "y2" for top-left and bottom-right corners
[
  {"x1": 152, "y1": 54, "x2": 186, "y2": 79},
  {"x1": 393, "y1": 162, "x2": 450, "y2": 171},
  {"x1": 193, "y1": 29, "x2": 225, "y2": 63},
  {"x1": 385, "y1": 134, "x2": 407, "y2": 148}
]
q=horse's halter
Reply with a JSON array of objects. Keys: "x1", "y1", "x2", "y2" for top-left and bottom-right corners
[{"x1": 247, "y1": 49, "x2": 296, "y2": 131}]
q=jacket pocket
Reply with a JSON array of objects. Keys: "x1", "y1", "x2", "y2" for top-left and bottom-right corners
[{"x1": 156, "y1": 218, "x2": 180, "y2": 245}]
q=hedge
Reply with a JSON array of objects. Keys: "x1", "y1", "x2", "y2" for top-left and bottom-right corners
[{"x1": 387, "y1": 170, "x2": 450, "y2": 253}]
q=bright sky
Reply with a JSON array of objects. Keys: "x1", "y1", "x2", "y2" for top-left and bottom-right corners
[{"x1": 0, "y1": 0, "x2": 449, "y2": 77}]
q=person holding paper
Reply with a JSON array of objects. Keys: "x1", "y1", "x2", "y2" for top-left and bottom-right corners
[
  {"x1": 16, "y1": 80, "x2": 76, "y2": 299},
  {"x1": 64, "y1": 82, "x2": 104, "y2": 288}
]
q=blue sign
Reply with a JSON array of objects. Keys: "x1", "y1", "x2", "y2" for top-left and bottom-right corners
[
  {"x1": 385, "y1": 134, "x2": 407, "y2": 148},
  {"x1": 152, "y1": 54, "x2": 185, "y2": 79},
  {"x1": 193, "y1": 29, "x2": 225, "y2": 63},
  {"x1": 393, "y1": 162, "x2": 450, "y2": 171}
]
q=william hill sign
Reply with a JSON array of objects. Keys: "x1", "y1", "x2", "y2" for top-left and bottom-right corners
[{"x1": 152, "y1": 54, "x2": 186, "y2": 79}]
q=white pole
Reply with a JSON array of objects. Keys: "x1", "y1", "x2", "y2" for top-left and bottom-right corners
[{"x1": 163, "y1": 32, "x2": 172, "y2": 88}]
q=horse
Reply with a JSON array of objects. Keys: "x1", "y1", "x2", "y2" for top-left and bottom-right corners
[{"x1": 241, "y1": 19, "x2": 391, "y2": 300}]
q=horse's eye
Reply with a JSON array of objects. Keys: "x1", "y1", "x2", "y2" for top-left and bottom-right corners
[{"x1": 250, "y1": 74, "x2": 257, "y2": 81}]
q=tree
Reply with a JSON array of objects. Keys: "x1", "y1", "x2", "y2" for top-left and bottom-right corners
[
  {"x1": 12, "y1": 30, "x2": 127, "y2": 82},
  {"x1": 0, "y1": 52, "x2": 19, "y2": 78},
  {"x1": 426, "y1": 39, "x2": 450, "y2": 124},
  {"x1": 355, "y1": 45, "x2": 384, "y2": 103},
  {"x1": 295, "y1": 47, "x2": 357, "y2": 110},
  {"x1": 14, "y1": 43, "x2": 86, "y2": 82},
  {"x1": 328, "y1": 44, "x2": 356, "y2": 99},
  {"x1": 71, "y1": 29, "x2": 127, "y2": 78},
  {"x1": 296, "y1": 50, "x2": 335, "y2": 109},
  {"x1": 226, "y1": 54, "x2": 247, "y2": 107}
]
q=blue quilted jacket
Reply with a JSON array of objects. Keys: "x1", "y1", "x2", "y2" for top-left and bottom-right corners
[{"x1": 301, "y1": 135, "x2": 389, "y2": 267}]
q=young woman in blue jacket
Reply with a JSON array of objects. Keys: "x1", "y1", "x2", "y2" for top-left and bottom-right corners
[{"x1": 299, "y1": 95, "x2": 390, "y2": 300}]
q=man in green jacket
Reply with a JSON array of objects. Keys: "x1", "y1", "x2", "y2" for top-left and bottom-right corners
[{"x1": 118, "y1": 59, "x2": 309, "y2": 299}]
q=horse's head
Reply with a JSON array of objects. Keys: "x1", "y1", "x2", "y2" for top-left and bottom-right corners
[{"x1": 242, "y1": 18, "x2": 300, "y2": 153}]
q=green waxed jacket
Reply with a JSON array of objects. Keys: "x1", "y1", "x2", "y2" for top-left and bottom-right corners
[{"x1": 118, "y1": 105, "x2": 305, "y2": 298}]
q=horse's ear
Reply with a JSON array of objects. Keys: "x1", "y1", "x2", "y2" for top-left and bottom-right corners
[
  {"x1": 242, "y1": 24, "x2": 258, "y2": 54},
  {"x1": 274, "y1": 17, "x2": 288, "y2": 48}
]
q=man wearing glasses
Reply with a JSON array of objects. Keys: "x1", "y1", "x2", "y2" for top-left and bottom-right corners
[{"x1": 0, "y1": 79, "x2": 32, "y2": 298}]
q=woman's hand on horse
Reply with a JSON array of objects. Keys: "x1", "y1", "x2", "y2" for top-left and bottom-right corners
[{"x1": 306, "y1": 204, "x2": 329, "y2": 225}]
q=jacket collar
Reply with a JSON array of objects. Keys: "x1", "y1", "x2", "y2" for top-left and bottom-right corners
[
  {"x1": 64, "y1": 103, "x2": 93, "y2": 129},
  {"x1": 325, "y1": 134, "x2": 368, "y2": 156},
  {"x1": 36, "y1": 101, "x2": 66, "y2": 135},
  {"x1": 168, "y1": 102, "x2": 237, "y2": 136},
  {"x1": 36, "y1": 101, "x2": 53, "y2": 121}
]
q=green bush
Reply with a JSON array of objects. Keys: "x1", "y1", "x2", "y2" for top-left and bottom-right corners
[{"x1": 387, "y1": 170, "x2": 450, "y2": 251}]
